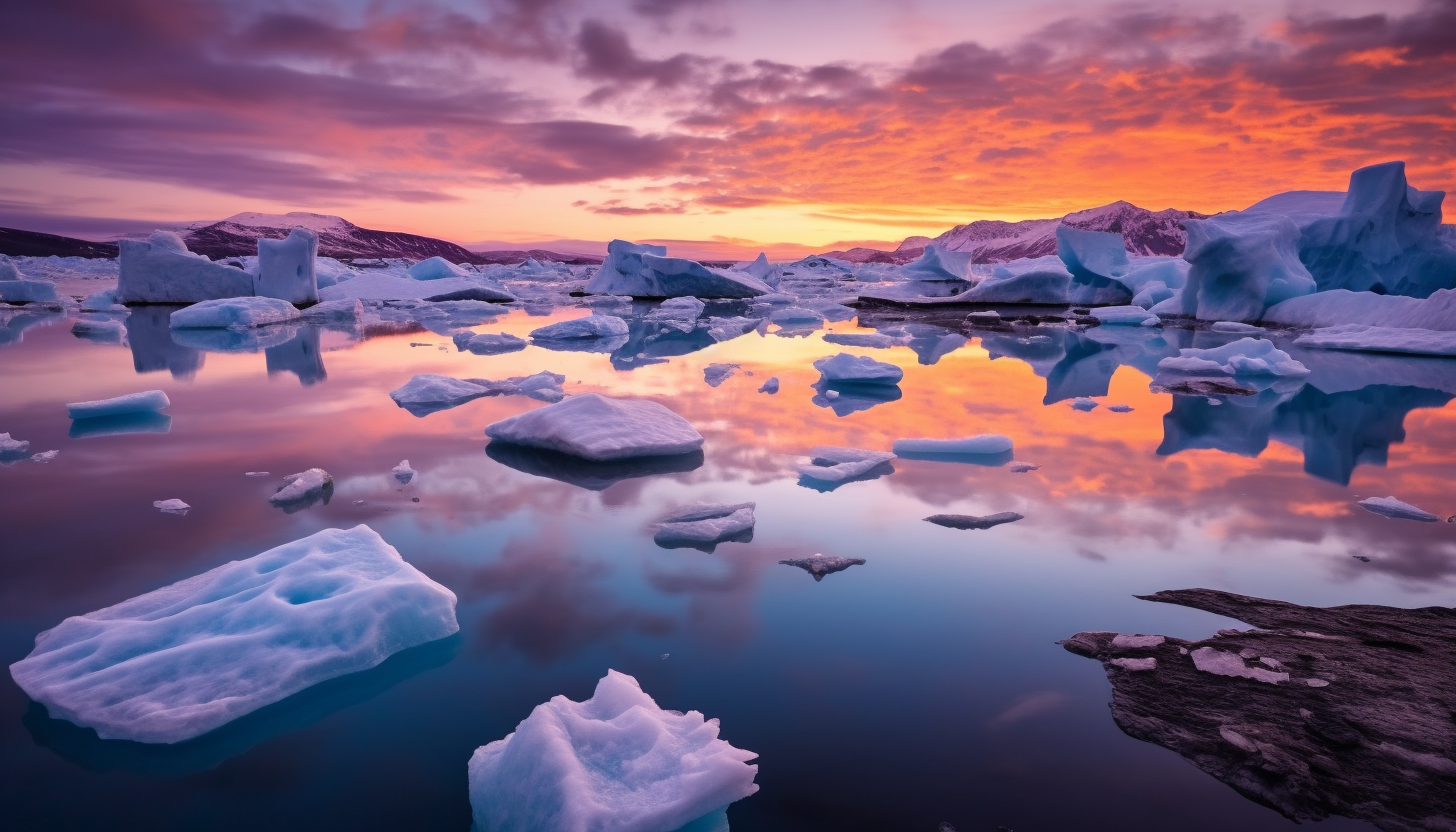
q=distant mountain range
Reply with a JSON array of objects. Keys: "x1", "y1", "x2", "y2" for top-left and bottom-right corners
[{"x1": 825, "y1": 201, "x2": 1207, "y2": 264}]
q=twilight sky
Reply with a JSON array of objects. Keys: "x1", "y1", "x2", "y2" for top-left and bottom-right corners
[{"x1": 1, "y1": 0, "x2": 1453, "y2": 249}]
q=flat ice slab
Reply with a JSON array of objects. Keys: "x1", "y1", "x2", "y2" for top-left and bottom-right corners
[
  {"x1": 390, "y1": 374, "x2": 490, "y2": 416},
  {"x1": 453, "y1": 332, "x2": 527, "y2": 355},
  {"x1": 485, "y1": 393, "x2": 704, "y2": 462},
  {"x1": 925, "y1": 512, "x2": 1023, "y2": 530},
  {"x1": 813, "y1": 353, "x2": 904, "y2": 384},
  {"x1": 1295, "y1": 324, "x2": 1456, "y2": 357},
  {"x1": 67, "y1": 390, "x2": 171, "y2": 420},
  {"x1": 654, "y1": 503, "x2": 756, "y2": 551},
  {"x1": 468, "y1": 669, "x2": 758, "y2": 832},
  {"x1": 1157, "y1": 337, "x2": 1310, "y2": 377},
  {"x1": 9, "y1": 525, "x2": 458, "y2": 743},
  {"x1": 779, "y1": 554, "x2": 866, "y2": 581},
  {"x1": 169, "y1": 297, "x2": 302, "y2": 329},
  {"x1": 797, "y1": 446, "x2": 895, "y2": 483},
  {"x1": 530, "y1": 315, "x2": 630, "y2": 340},
  {"x1": 319, "y1": 273, "x2": 514, "y2": 303},
  {"x1": 1357, "y1": 496, "x2": 1440, "y2": 522},
  {"x1": 892, "y1": 435, "x2": 1013, "y2": 456},
  {"x1": 152, "y1": 499, "x2": 190, "y2": 515}
]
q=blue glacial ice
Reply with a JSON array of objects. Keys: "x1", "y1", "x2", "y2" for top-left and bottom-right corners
[
  {"x1": 169, "y1": 297, "x2": 302, "y2": 329},
  {"x1": 585, "y1": 240, "x2": 771, "y2": 299},
  {"x1": 8, "y1": 525, "x2": 458, "y2": 744},
  {"x1": 66, "y1": 390, "x2": 171, "y2": 420},
  {"x1": 117, "y1": 231, "x2": 253, "y2": 305},
  {"x1": 253, "y1": 228, "x2": 319, "y2": 305}
]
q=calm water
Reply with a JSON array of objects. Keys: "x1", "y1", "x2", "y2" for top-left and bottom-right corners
[{"x1": 3, "y1": 298, "x2": 1454, "y2": 831}]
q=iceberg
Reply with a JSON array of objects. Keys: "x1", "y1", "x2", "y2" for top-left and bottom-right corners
[
  {"x1": 585, "y1": 240, "x2": 770, "y2": 299},
  {"x1": 758, "y1": 377, "x2": 779, "y2": 394},
  {"x1": 902, "y1": 244, "x2": 972, "y2": 282},
  {"x1": 9, "y1": 525, "x2": 458, "y2": 744},
  {"x1": 813, "y1": 353, "x2": 903, "y2": 384},
  {"x1": 389, "y1": 374, "x2": 490, "y2": 416},
  {"x1": 0, "y1": 256, "x2": 18, "y2": 280},
  {"x1": 71, "y1": 317, "x2": 128, "y2": 344},
  {"x1": 654, "y1": 503, "x2": 756, "y2": 551},
  {"x1": 924, "y1": 512, "x2": 1023, "y2": 530},
  {"x1": 67, "y1": 390, "x2": 170, "y2": 420},
  {"x1": 453, "y1": 331, "x2": 528, "y2": 355},
  {"x1": 1091, "y1": 305, "x2": 1159, "y2": 326},
  {"x1": 647, "y1": 297, "x2": 706, "y2": 321},
  {"x1": 796, "y1": 446, "x2": 895, "y2": 484},
  {"x1": 169, "y1": 297, "x2": 301, "y2": 329},
  {"x1": 117, "y1": 231, "x2": 254, "y2": 305},
  {"x1": 152, "y1": 499, "x2": 190, "y2": 515},
  {"x1": 530, "y1": 315, "x2": 630, "y2": 341},
  {"x1": 318, "y1": 273, "x2": 513, "y2": 303},
  {"x1": 1357, "y1": 496, "x2": 1440, "y2": 522},
  {"x1": 406, "y1": 256, "x2": 472, "y2": 281},
  {"x1": 1156, "y1": 338, "x2": 1310, "y2": 378},
  {"x1": 468, "y1": 670, "x2": 757, "y2": 832},
  {"x1": 80, "y1": 288, "x2": 126, "y2": 313},
  {"x1": 254, "y1": 228, "x2": 319, "y2": 304},
  {"x1": 485, "y1": 393, "x2": 703, "y2": 461},
  {"x1": 1294, "y1": 324, "x2": 1456, "y2": 357},
  {"x1": 743, "y1": 252, "x2": 777, "y2": 287},
  {"x1": 392, "y1": 460, "x2": 416, "y2": 484},
  {"x1": 956, "y1": 256, "x2": 1072, "y2": 304},
  {"x1": 1177, "y1": 213, "x2": 1317, "y2": 322},
  {"x1": 268, "y1": 469, "x2": 334, "y2": 511},
  {"x1": 0, "y1": 279, "x2": 61, "y2": 304},
  {"x1": 0, "y1": 432, "x2": 31, "y2": 462},
  {"x1": 1056, "y1": 226, "x2": 1135, "y2": 304},
  {"x1": 779, "y1": 554, "x2": 865, "y2": 581},
  {"x1": 893, "y1": 435, "x2": 1013, "y2": 455}
]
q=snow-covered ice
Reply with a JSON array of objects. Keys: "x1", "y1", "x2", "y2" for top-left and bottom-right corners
[
  {"x1": 392, "y1": 460, "x2": 416, "y2": 484},
  {"x1": 67, "y1": 390, "x2": 170, "y2": 420},
  {"x1": 797, "y1": 446, "x2": 895, "y2": 483},
  {"x1": 389, "y1": 374, "x2": 490, "y2": 416},
  {"x1": 647, "y1": 297, "x2": 706, "y2": 320},
  {"x1": 892, "y1": 435, "x2": 1013, "y2": 455},
  {"x1": 268, "y1": 469, "x2": 334, "y2": 509},
  {"x1": 406, "y1": 256, "x2": 471, "y2": 281},
  {"x1": 153, "y1": 499, "x2": 190, "y2": 515},
  {"x1": 1294, "y1": 324, "x2": 1456, "y2": 357},
  {"x1": 485, "y1": 393, "x2": 703, "y2": 461},
  {"x1": 924, "y1": 512, "x2": 1023, "y2": 530},
  {"x1": 654, "y1": 503, "x2": 756, "y2": 551},
  {"x1": 1357, "y1": 496, "x2": 1440, "y2": 522},
  {"x1": 468, "y1": 669, "x2": 758, "y2": 832},
  {"x1": 530, "y1": 315, "x2": 630, "y2": 341},
  {"x1": 9, "y1": 525, "x2": 458, "y2": 743},
  {"x1": 779, "y1": 554, "x2": 866, "y2": 581},
  {"x1": 117, "y1": 231, "x2": 253, "y2": 304},
  {"x1": 169, "y1": 297, "x2": 301, "y2": 329},
  {"x1": 1156, "y1": 338, "x2": 1310, "y2": 377},
  {"x1": 254, "y1": 228, "x2": 319, "y2": 304},
  {"x1": 453, "y1": 331, "x2": 528, "y2": 355},
  {"x1": 813, "y1": 353, "x2": 903, "y2": 384}
]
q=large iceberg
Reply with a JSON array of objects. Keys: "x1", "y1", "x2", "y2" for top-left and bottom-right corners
[
  {"x1": 9, "y1": 525, "x2": 458, "y2": 744},
  {"x1": 1055, "y1": 226, "x2": 1135, "y2": 304},
  {"x1": 169, "y1": 297, "x2": 301, "y2": 329},
  {"x1": 1176, "y1": 213, "x2": 1317, "y2": 322},
  {"x1": 468, "y1": 670, "x2": 758, "y2": 832},
  {"x1": 117, "y1": 231, "x2": 254, "y2": 304},
  {"x1": 485, "y1": 393, "x2": 704, "y2": 461},
  {"x1": 253, "y1": 228, "x2": 319, "y2": 304},
  {"x1": 901, "y1": 244, "x2": 972, "y2": 282},
  {"x1": 585, "y1": 240, "x2": 771, "y2": 299}
]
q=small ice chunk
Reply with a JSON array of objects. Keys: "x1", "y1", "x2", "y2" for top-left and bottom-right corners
[
  {"x1": 245, "y1": 471, "x2": 270, "y2": 477},
  {"x1": 1111, "y1": 634, "x2": 1165, "y2": 650},
  {"x1": 1110, "y1": 657, "x2": 1157, "y2": 671},
  {"x1": 452, "y1": 332, "x2": 527, "y2": 355},
  {"x1": 893, "y1": 435, "x2": 1013, "y2": 455},
  {"x1": 30, "y1": 450, "x2": 60, "y2": 463},
  {"x1": 389, "y1": 374, "x2": 489, "y2": 416},
  {"x1": 924, "y1": 512, "x2": 1023, "y2": 530},
  {"x1": 1091, "y1": 305, "x2": 1159, "y2": 326},
  {"x1": 779, "y1": 553, "x2": 866, "y2": 581},
  {"x1": 654, "y1": 502, "x2": 756, "y2": 550},
  {"x1": 1357, "y1": 496, "x2": 1440, "y2": 522},
  {"x1": 813, "y1": 353, "x2": 903, "y2": 384},
  {"x1": 796, "y1": 446, "x2": 895, "y2": 483},
  {"x1": 1108, "y1": 404, "x2": 1134, "y2": 413},
  {"x1": 529, "y1": 314, "x2": 629, "y2": 340},
  {"x1": 1008, "y1": 462, "x2": 1040, "y2": 473},
  {"x1": 967, "y1": 310, "x2": 1000, "y2": 320},
  {"x1": 299, "y1": 298, "x2": 364, "y2": 323},
  {"x1": 269, "y1": 468, "x2": 333, "y2": 508},
  {"x1": 1210, "y1": 321, "x2": 1263, "y2": 334},
  {"x1": 153, "y1": 498, "x2": 190, "y2": 515},
  {"x1": 71, "y1": 317, "x2": 128, "y2": 343},
  {"x1": 169, "y1": 297, "x2": 301, "y2": 329},
  {"x1": 1069, "y1": 397, "x2": 1099, "y2": 411},
  {"x1": 648, "y1": 296, "x2": 706, "y2": 320},
  {"x1": 1306, "y1": 679, "x2": 1330, "y2": 688},
  {"x1": 9, "y1": 525, "x2": 458, "y2": 743},
  {"x1": 824, "y1": 390, "x2": 840, "y2": 399},
  {"x1": 758, "y1": 377, "x2": 779, "y2": 394},
  {"x1": 468, "y1": 670, "x2": 758, "y2": 832},
  {"x1": 80, "y1": 288, "x2": 126, "y2": 312},
  {"x1": 1190, "y1": 646, "x2": 1289, "y2": 684},
  {"x1": 67, "y1": 390, "x2": 170, "y2": 420},
  {"x1": 823, "y1": 332, "x2": 899, "y2": 349},
  {"x1": 392, "y1": 460, "x2": 416, "y2": 484},
  {"x1": 0, "y1": 432, "x2": 32, "y2": 461},
  {"x1": 485, "y1": 393, "x2": 703, "y2": 461},
  {"x1": 703, "y1": 363, "x2": 739, "y2": 387}
]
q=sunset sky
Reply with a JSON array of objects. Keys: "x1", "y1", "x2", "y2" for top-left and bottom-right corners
[{"x1": 1, "y1": 0, "x2": 1453, "y2": 250}]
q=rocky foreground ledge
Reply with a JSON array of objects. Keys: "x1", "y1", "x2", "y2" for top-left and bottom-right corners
[{"x1": 1062, "y1": 589, "x2": 1456, "y2": 832}]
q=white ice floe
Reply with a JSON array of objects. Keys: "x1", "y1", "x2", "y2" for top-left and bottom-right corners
[
  {"x1": 0, "y1": 432, "x2": 31, "y2": 461},
  {"x1": 485, "y1": 393, "x2": 703, "y2": 461},
  {"x1": 67, "y1": 390, "x2": 171, "y2": 420},
  {"x1": 9, "y1": 525, "x2": 458, "y2": 743},
  {"x1": 797, "y1": 446, "x2": 895, "y2": 483},
  {"x1": 1190, "y1": 647, "x2": 1289, "y2": 684},
  {"x1": 390, "y1": 374, "x2": 490, "y2": 415},
  {"x1": 1090, "y1": 305, "x2": 1159, "y2": 326},
  {"x1": 79, "y1": 289, "x2": 126, "y2": 313},
  {"x1": 654, "y1": 503, "x2": 756, "y2": 549},
  {"x1": 254, "y1": 228, "x2": 319, "y2": 304},
  {"x1": 1294, "y1": 324, "x2": 1456, "y2": 357},
  {"x1": 1210, "y1": 321, "x2": 1264, "y2": 334},
  {"x1": 1156, "y1": 338, "x2": 1310, "y2": 377},
  {"x1": 29, "y1": 450, "x2": 59, "y2": 463},
  {"x1": 299, "y1": 297, "x2": 364, "y2": 323},
  {"x1": 392, "y1": 460, "x2": 416, "y2": 484},
  {"x1": 1069, "y1": 397, "x2": 1099, "y2": 411},
  {"x1": 71, "y1": 317, "x2": 127, "y2": 344},
  {"x1": 117, "y1": 230, "x2": 253, "y2": 304},
  {"x1": 813, "y1": 353, "x2": 903, "y2": 384},
  {"x1": 170, "y1": 297, "x2": 302, "y2": 329},
  {"x1": 779, "y1": 553, "x2": 866, "y2": 581},
  {"x1": 153, "y1": 499, "x2": 190, "y2": 515},
  {"x1": 269, "y1": 468, "x2": 333, "y2": 507},
  {"x1": 319, "y1": 273, "x2": 514, "y2": 303},
  {"x1": 703, "y1": 363, "x2": 739, "y2": 387},
  {"x1": 956, "y1": 256, "x2": 1072, "y2": 304},
  {"x1": 453, "y1": 331, "x2": 528, "y2": 355},
  {"x1": 407, "y1": 256, "x2": 471, "y2": 281},
  {"x1": 468, "y1": 669, "x2": 758, "y2": 832},
  {"x1": 530, "y1": 314, "x2": 630, "y2": 340},
  {"x1": 892, "y1": 435, "x2": 1013, "y2": 455},
  {"x1": 0, "y1": 279, "x2": 61, "y2": 304},
  {"x1": 585, "y1": 240, "x2": 771, "y2": 299},
  {"x1": 758, "y1": 377, "x2": 779, "y2": 394},
  {"x1": 1357, "y1": 496, "x2": 1440, "y2": 522}
]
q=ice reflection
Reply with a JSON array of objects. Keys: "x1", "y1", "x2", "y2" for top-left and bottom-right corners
[
  {"x1": 125, "y1": 306, "x2": 203, "y2": 379},
  {"x1": 485, "y1": 443, "x2": 705, "y2": 491}
]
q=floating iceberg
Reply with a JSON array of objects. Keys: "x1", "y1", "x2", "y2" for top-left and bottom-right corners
[
  {"x1": 797, "y1": 446, "x2": 895, "y2": 484},
  {"x1": 389, "y1": 374, "x2": 490, "y2": 416},
  {"x1": 1056, "y1": 226, "x2": 1134, "y2": 304},
  {"x1": 892, "y1": 435, "x2": 1013, "y2": 456},
  {"x1": 0, "y1": 432, "x2": 31, "y2": 462},
  {"x1": 1091, "y1": 305, "x2": 1159, "y2": 326},
  {"x1": 1177, "y1": 213, "x2": 1317, "y2": 322},
  {"x1": 406, "y1": 256, "x2": 471, "y2": 280},
  {"x1": 758, "y1": 377, "x2": 779, "y2": 394},
  {"x1": 453, "y1": 332, "x2": 527, "y2": 355},
  {"x1": 530, "y1": 315, "x2": 630, "y2": 341},
  {"x1": 1294, "y1": 324, "x2": 1456, "y2": 357},
  {"x1": 71, "y1": 317, "x2": 128, "y2": 344},
  {"x1": 924, "y1": 512, "x2": 1023, "y2": 530},
  {"x1": 117, "y1": 231, "x2": 253, "y2": 304},
  {"x1": 254, "y1": 228, "x2": 319, "y2": 304},
  {"x1": 319, "y1": 273, "x2": 513, "y2": 303},
  {"x1": 169, "y1": 297, "x2": 301, "y2": 329},
  {"x1": 647, "y1": 296, "x2": 706, "y2": 320},
  {"x1": 485, "y1": 393, "x2": 703, "y2": 461},
  {"x1": 67, "y1": 390, "x2": 171, "y2": 420},
  {"x1": 813, "y1": 353, "x2": 903, "y2": 384},
  {"x1": 1262, "y1": 287, "x2": 1456, "y2": 330},
  {"x1": 0, "y1": 278, "x2": 61, "y2": 304},
  {"x1": 392, "y1": 460, "x2": 416, "y2": 484},
  {"x1": 955, "y1": 256, "x2": 1072, "y2": 304},
  {"x1": 152, "y1": 499, "x2": 190, "y2": 515},
  {"x1": 585, "y1": 240, "x2": 770, "y2": 298},
  {"x1": 1357, "y1": 496, "x2": 1440, "y2": 522},
  {"x1": 468, "y1": 670, "x2": 757, "y2": 832},
  {"x1": 9, "y1": 525, "x2": 458, "y2": 744},
  {"x1": 268, "y1": 468, "x2": 333, "y2": 510},
  {"x1": 779, "y1": 554, "x2": 865, "y2": 581},
  {"x1": 1156, "y1": 338, "x2": 1310, "y2": 378},
  {"x1": 902, "y1": 244, "x2": 972, "y2": 281},
  {"x1": 654, "y1": 503, "x2": 756, "y2": 551}
]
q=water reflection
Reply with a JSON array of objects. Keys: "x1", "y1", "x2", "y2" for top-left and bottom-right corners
[
  {"x1": 485, "y1": 442, "x2": 705, "y2": 491},
  {"x1": 69, "y1": 411, "x2": 172, "y2": 439},
  {"x1": 266, "y1": 328, "x2": 327, "y2": 386},
  {"x1": 125, "y1": 306, "x2": 203, "y2": 379}
]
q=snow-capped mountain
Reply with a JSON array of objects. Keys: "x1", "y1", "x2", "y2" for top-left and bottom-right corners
[{"x1": 827, "y1": 201, "x2": 1206, "y2": 264}]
